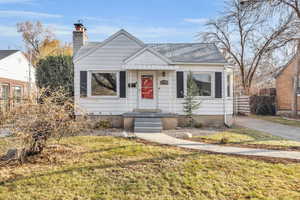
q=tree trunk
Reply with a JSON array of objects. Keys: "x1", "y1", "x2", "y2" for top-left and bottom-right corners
[{"x1": 243, "y1": 84, "x2": 251, "y2": 96}]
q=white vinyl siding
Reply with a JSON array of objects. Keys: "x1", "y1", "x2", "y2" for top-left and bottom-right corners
[
  {"x1": 74, "y1": 33, "x2": 142, "y2": 115},
  {"x1": 76, "y1": 34, "x2": 142, "y2": 68},
  {"x1": 126, "y1": 49, "x2": 168, "y2": 65},
  {"x1": 0, "y1": 51, "x2": 34, "y2": 83},
  {"x1": 227, "y1": 74, "x2": 232, "y2": 97}
]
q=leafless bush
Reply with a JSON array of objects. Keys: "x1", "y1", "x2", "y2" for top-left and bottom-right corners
[{"x1": 0, "y1": 88, "x2": 87, "y2": 164}]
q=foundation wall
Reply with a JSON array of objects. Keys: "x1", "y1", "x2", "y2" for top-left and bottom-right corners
[{"x1": 84, "y1": 115, "x2": 225, "y2": 130}]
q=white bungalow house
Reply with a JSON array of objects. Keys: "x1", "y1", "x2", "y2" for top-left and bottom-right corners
[
  {"x1": 73, "y1": 23, "x2": 233, "y2": 132},
  {"x1": 0, "y1": 50, "x2": 35, "y2": 113}
]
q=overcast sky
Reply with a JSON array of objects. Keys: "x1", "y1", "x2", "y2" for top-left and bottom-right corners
[{"x1": 0, "y1": 0, "x2": 224, "y2": 50}]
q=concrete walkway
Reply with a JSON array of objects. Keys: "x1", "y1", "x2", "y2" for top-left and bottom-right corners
[
  {"x1": 236, "y1": 117, "x2": 300, "y2": 142},
  {"x1": 136, "y1": 133, "x2": 300, "y2": 160}
]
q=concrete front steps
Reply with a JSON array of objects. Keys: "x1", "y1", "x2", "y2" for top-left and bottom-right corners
[{"x1": 134, "y1": 118, "x2": 162, "y2": 133}]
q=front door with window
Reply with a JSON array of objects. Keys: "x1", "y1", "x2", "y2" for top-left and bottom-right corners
[{"x1": 139, "y1": 71, "x2": 157, "y2": 110}]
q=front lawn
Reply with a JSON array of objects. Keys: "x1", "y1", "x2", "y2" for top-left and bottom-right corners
[
  {"x1": 250, "y1": 115, "x2": 300, "y2": 128},
  {"x1": 191, "y1": 127, "x2": 300, "y2": 151},
  {"x1": 0, "y1": 137, "x2": 21, "y2": 155},
  {"x1": 0, "y1": 136, "x2": 299, "y2": 200}
]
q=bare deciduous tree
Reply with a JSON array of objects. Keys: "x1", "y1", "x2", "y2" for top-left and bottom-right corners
[
  {"x1": 17, "y1": 21, "x2": 54, "y2": 64},
  {"x1": 200, "y1": 0, "x2": 295, "y2": 94},
  {"x1": 241, "y1": 0, "x2": 300, "y2": 116},
  {"x1": 0, "y1": 88, "x2": 87, "y2": 165}
]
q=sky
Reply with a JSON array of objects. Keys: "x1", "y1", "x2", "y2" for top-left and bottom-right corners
[{"x1": 0, "y1": 0, "x2": 224, "y2": 50}]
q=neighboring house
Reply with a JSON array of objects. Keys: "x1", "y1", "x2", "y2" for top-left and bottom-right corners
[
  {"x1": 250, "y1": 67, "x2": 281, "y2": 96},
  {"x1": 275, "y1": 55, "x2": 300, "y2": 114},
  {"x1": 73, "y1": 23, "x2": 233, "y2": 131},
  {"x1": 0, "y1": 50, "x2": 34, "y2": 112}
]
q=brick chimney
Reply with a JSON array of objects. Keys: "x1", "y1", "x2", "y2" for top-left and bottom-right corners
[{"x1": 73, "y1": 21, "x2": 87, "y2": 56}]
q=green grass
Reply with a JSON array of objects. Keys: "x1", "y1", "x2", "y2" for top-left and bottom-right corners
[
  {"x1": 193, "y1": 127, "x2": 300, "y2": 147},
  {"x1": 0, "y1": 136, "x2": 299, "y2": 200},
  {"x1": 250, "y1": 115, "x2": 300, "y2": 128}
]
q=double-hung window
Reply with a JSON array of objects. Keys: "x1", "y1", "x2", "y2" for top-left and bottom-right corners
[
  {"x1": 191, "y1": 73, "x2": 213, "y2": 97},
  {"x1": 90, "y1": 72, "x2": 118, "y2": 97}
]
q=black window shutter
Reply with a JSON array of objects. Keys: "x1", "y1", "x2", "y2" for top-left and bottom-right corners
[
  {"x1": 215, "y1": 72, "x2": 222, "y2": 98},
  {"x1": 80, "y1": 71, "x2": 87, "y2": 97},
  {"x1": 176, "y1": 71, "x2": 184, "y2": 98},
  {"x1": 119, "y1": 71, "x2": 126, "y2": 98}
]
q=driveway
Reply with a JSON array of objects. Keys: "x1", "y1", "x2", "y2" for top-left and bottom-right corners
[
  {"x1": 136, "y1": 133, "x2": 300, "y2": 160},
  {"x1": 236, "y1": 117, "x2": 300, "y2": 142}
]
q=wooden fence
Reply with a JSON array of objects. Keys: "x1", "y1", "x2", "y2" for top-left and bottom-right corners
[{"x1": 235, "y1": 96, "x2": 251, "y2": 115}]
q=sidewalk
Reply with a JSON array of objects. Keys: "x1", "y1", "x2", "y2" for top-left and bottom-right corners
[{"x1": 136, "y1": 133, "x2": 300, "y2": 160}]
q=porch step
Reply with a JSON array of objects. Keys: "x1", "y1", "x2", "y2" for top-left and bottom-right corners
[
  {"x1": 134, "y1": 118, "x2": 162, "y2": 133},
  {"x1": 133, "y1": 109, "x2": 162, "y2": 113}
]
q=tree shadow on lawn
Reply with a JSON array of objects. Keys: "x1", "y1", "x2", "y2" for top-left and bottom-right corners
[
  {"x1": 1, "y1": 139, "x2": 299, "y2": 187},
  {"x1": 77, "y1": 145, "x2": 129, "y2": 155},
  {"x1": 0, "y1": 146, "x2": 199, "y2": 186}
]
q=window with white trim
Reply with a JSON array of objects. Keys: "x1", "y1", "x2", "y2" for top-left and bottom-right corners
[
  {"x1": 91, "y1": 72, "x2": 117, "y2": 96},
  {"x1": 191, "y1": 73, "x2": 213, "y2": 97},
  {"x1": 13, "y1": 86, "x2": 22, "y2": 103}
]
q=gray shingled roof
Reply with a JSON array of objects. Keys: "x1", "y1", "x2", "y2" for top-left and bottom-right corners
[
  {"x1": 75, "y1": 42, "x2": 99, "y2": 58},
  {"x1": 0, "y1": 50, "x2": 19, "y2": 60},
  {"x1": 147, "y1": 43, "x2": 227, "y2": 63},
  {"x1": 75, "y1": 42, "x2": 227, "y2": 64}
]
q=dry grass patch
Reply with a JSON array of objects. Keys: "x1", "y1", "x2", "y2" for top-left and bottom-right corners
[
  {"x1": 0, "y1": 136, "x2": 299, "y2": 200},
  {"x1": 191, "y1": 127, "x2": 300, "y2": 151}
]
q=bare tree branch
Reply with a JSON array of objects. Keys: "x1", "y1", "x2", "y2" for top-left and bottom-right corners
[{"x1": 199, "y1": 0, "x2": 295, "y2": 94}]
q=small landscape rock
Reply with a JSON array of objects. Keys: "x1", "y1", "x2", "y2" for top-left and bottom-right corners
[{"x1": 1, "y1": 149, "x2": 18, "y2": 161}]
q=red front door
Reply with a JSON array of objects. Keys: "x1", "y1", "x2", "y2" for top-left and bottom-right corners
[
  {"x1": 141, "y1": 75, "x2": 154, "y2": 99},
  {"x1": 139, "y1": 72, "x2": 157, "y2": 109}
]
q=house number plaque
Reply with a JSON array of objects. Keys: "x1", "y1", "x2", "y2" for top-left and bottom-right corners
[{"x1": 160, "y1": 80, "x2": 168, "y2": 85}]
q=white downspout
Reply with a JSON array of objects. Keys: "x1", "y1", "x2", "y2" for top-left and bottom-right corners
[{"x1": 223, "y1": 67, "x2": 227, "y2": 126}]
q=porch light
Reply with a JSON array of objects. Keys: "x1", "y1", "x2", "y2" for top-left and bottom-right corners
[{"x1": 162, "y1": 71, "x2": 166, "y2": 77}]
